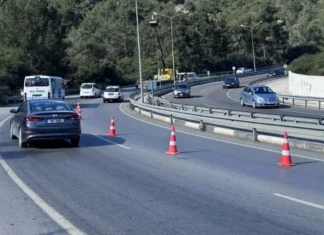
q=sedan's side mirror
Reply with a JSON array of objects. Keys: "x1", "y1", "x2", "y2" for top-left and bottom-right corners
[
  {"x1": 248, "y1": 92, "x2": 253, "y2": 95},
  {"x1": 10, "y1": 109, "x2": 17, "y2": 113}
]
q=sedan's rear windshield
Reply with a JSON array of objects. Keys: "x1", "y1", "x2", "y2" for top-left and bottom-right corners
[
  {"x1": 81, "y1": 84, "x2": 93, "y2": 89},
  {"x1": 29, "y1": 102, "x2": 72, "y2": 112},
  {"x1": 25, "y1": 78, "x2": 49, "y2": 87},
  {"x1": 253, "y1": 86, "x2": 274, "y2": 94},
  {"x1": 225, "y1": 78, "x2": 236, "y2": 82},
  {"x1": 105, "y1": 88, "x2": 120, "y2": 92},
  {"x1": 175, "y1": 84, "x2": 188, "y2": 89}
]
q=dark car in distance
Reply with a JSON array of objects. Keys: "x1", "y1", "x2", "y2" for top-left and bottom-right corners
[
  {"x1": 267, "y1": 69, "x2": 285, "y2": 77},
  {"x1": 222, "y1": 77, "x2": 240, "y2": 89},
  {"x1": 9, "y1": 99, "x2": 81, "y2": 148}
]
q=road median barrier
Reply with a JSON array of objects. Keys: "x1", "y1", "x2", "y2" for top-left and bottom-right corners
[{"x1": 128, "y1": 71, "x2": 324, "y2": 153}]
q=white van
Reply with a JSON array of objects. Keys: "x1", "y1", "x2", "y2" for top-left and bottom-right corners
[
  {"x1": 23, "y1": 75, "x2": 65, "y2": 100},
  {"x1": 79, "y1": 83, "x2": 101, "y2": 98}
]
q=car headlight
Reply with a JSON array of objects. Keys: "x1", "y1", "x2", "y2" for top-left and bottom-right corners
[{"x1": 256, "y1": 97, "x2": 263, "y2": 102}]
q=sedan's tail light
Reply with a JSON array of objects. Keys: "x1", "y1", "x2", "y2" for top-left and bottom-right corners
[
  {"x1": 67, "y1": 114, "x2": 80, "y2": 120},
  {"x1": 25, "y1": 115, "x2": 44, "y2": 121}
]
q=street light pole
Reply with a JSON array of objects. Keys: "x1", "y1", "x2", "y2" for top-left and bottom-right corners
[
  {"x1": 170, "y1": 17, "x2": 175, "y2": 85},
  {"x1": 241, "y1": 21, "x2": 262, "y2": 72},
  {"x1": 153, "y1": 11, "x2": 189, "y2": 85},
  {"x1": 251, "y1": 27, "x2": 256, "y2": 72},
  {"x1": 135, "y1": 0, "x2": 144, "y2": 103}
]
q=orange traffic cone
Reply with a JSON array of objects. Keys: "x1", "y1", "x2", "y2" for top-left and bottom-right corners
[
  {"x1": 277, "y1": 132, "x2": 295, "y2": 167},
  {"x1": 76, "y1": 102, "x2": 82, "y2": 119},
  {"x1": 108, "y1": 116, "x2": 116, "y2": 136},
  {"x1": 166, "y1": 125, "x2": 179, "y2": 155}
]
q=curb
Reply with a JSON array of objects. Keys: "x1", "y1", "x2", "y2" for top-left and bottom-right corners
[{"x1": 133, "y1": 107, "x2": 324, "y2": 153}]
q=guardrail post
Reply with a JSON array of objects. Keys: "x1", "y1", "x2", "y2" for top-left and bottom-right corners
[
  {"x1": 199, "y1": 120, "x2": 206, "y2": 131},
  {"x1": 250, "y1": 112, "x2": 254, "y2": 119},
  {"x1": 305, "y1": 100, "x2": 307, "y2": 108},
  {"x1": 194, "y1": 106, "x2": 197, "y2": 112},
  {"x1": 138, "y1": 107, "x2": 141, "y2": 114},
  {"x1": 181, "y1": 105, "x2": 184, "y2": 110},
  {"x1": 150, "y1": 110, "x2": 153, "y2": 118},
  {"x1": 209, "y1": 108, "x2": 212, "y2": 114},
  {"x1": 252, "y1": 128, "x2": 257, "y2": 141},
  {"x1": 170, "y1": 114, "x2": 173, "y2": 124},
  {"x1": 282, "y1": 98, "x2": 285, "y2": 105},
  {"x1": 319, "y1": 101, "x2": 321, "y2": 109},
  {"x1": 292, "y1": 99, "x2": 294, "y2": 106}
]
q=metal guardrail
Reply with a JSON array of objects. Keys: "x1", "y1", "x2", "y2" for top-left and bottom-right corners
[{"x1": 129, "y1": 72, "x2": 324, "y2": 141}]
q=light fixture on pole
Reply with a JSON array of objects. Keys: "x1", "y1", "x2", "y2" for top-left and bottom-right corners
[
  {"x1": 135, "y1": 0, "x2": 144, "y2": 103},
  {"x1": 241, "y1": 21, "x2": 262, "y2": 72},
  {"x1": 153, "y1": 10, "x2": 189, "y2": 85}
]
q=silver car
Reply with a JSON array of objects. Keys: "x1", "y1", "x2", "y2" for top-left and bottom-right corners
[
  {"x1": 240, "y1": 85, "x2": 280, "y2": 108},
  {"x1": 173, "y1": 83, "x2": 191, "y2": 98}
]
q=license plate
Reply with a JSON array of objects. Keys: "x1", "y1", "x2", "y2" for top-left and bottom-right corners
[
  {"x1": 108, "y1": 93, "x2": 114, "y2": 95},
  {"x1": 266, "y1": 102, "x2": 274, "y2": 104},
  {"x1": 47, "y1": 119, "x2": 64, "y2": 124}
]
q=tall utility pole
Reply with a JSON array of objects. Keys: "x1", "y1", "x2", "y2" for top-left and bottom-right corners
[
  {"x1": 241, "y1": 21, "x2": 263, "y2": 72},
  {"x1": 153, "y1": 11, "x2": 189, "y2": 85},
  {"x1": 135, "y1": 0, "x2": 144, "y2": 103}
]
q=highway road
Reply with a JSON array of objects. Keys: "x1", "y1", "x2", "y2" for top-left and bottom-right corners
[
  {"x1": 0, "y1": 89, "x2": 324, "y2": 234},
  {"x1": 164, "y1": 75, "x2": 324, "y2": 119}
]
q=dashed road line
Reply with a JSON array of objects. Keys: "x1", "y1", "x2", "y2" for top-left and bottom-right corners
[
  {"x1": 273, "y1": 193, "x2": 324, "y2": 210},
  {"x1": 92, "y1": 134, "x2": 130, "y2": 150}
]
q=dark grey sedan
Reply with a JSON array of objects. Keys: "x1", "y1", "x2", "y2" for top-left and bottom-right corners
[{"x1": 9, "y1": 99, "x2": 81, "y2": 148}]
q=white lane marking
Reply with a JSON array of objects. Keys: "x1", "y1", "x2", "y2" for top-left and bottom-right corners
[
  {"x1": 226, "y1": 89, "x2": 240, "y2": 102},
  {"x1": 119, "y1": 103, "x2": 324, "y2": 162},
  {"x1": 91, "y1": 134, "x2": 130, "y2": 150},
  {"x1": 273, "y1": 193, "x2": 324, "y2": 210},
  {"x1": 0, "y1": 115, "x2": 12, "y2": 127},
  {"x1": 0, "y1": 115, "x2": 86, "y2": 235},
  {"x1": 0, "y1": 157, "x2": 86, "y2": 235}
]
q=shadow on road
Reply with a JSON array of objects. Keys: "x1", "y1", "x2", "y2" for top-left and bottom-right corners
[{"x1": 1, "y1": 134, "x2": 127, "y2": 155}]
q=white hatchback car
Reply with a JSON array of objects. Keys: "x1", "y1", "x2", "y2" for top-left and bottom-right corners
[
  {"x1": 80, "y1": 83, "x2": 101, "y2": 98},
  {"x1": 103, "y1": 86, "x2": 124, "y2": 103}
]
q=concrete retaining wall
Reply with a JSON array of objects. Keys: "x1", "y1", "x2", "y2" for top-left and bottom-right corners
[{"x1": 289, "y1": 71, "x2": 324, "y2": 97}]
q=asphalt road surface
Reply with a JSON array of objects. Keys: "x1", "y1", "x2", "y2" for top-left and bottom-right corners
[
  {"x1": 164, "y1": 75, "x2": 324, "y2": 119},
  {"x1": 0, "y1": 88, "x2": 324, "y2": 235}
]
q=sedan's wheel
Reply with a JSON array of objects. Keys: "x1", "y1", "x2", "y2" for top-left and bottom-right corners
[
  {"x1": 240, "y1": 98, "x2": 245, "y2": 106},
  {"x1": 252, "y1": 100, "x2": 257, "y2": 108},
  {"x1": 10, "y1": 123, "x2": 17, "y2": 139},
  {"x1": 18, "y1": 128, "x2": 27, "y2": 148},
  {"x1": 71, "y1": 138, "x2": 80, "y2": 147}
]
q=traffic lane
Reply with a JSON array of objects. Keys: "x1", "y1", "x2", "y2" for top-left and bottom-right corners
[
  {"x1": 1, "y1": 119, "x2": 324, "y2": 235},
  {"x1": 164, "y1": 75, "x2": 263, "y2": 106},
  {"x1": 224, "y1": 87, "x2": 324, "y2": 118},
  {"x1": 85, "y1": 101, "x2": 324, "y2": 199},
  {"x1": 164, "y1": 75, "x2": 324, "y2": 118},
  {"x1": 0, "y1": 126, "x2": 68, "y2": 235}
]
